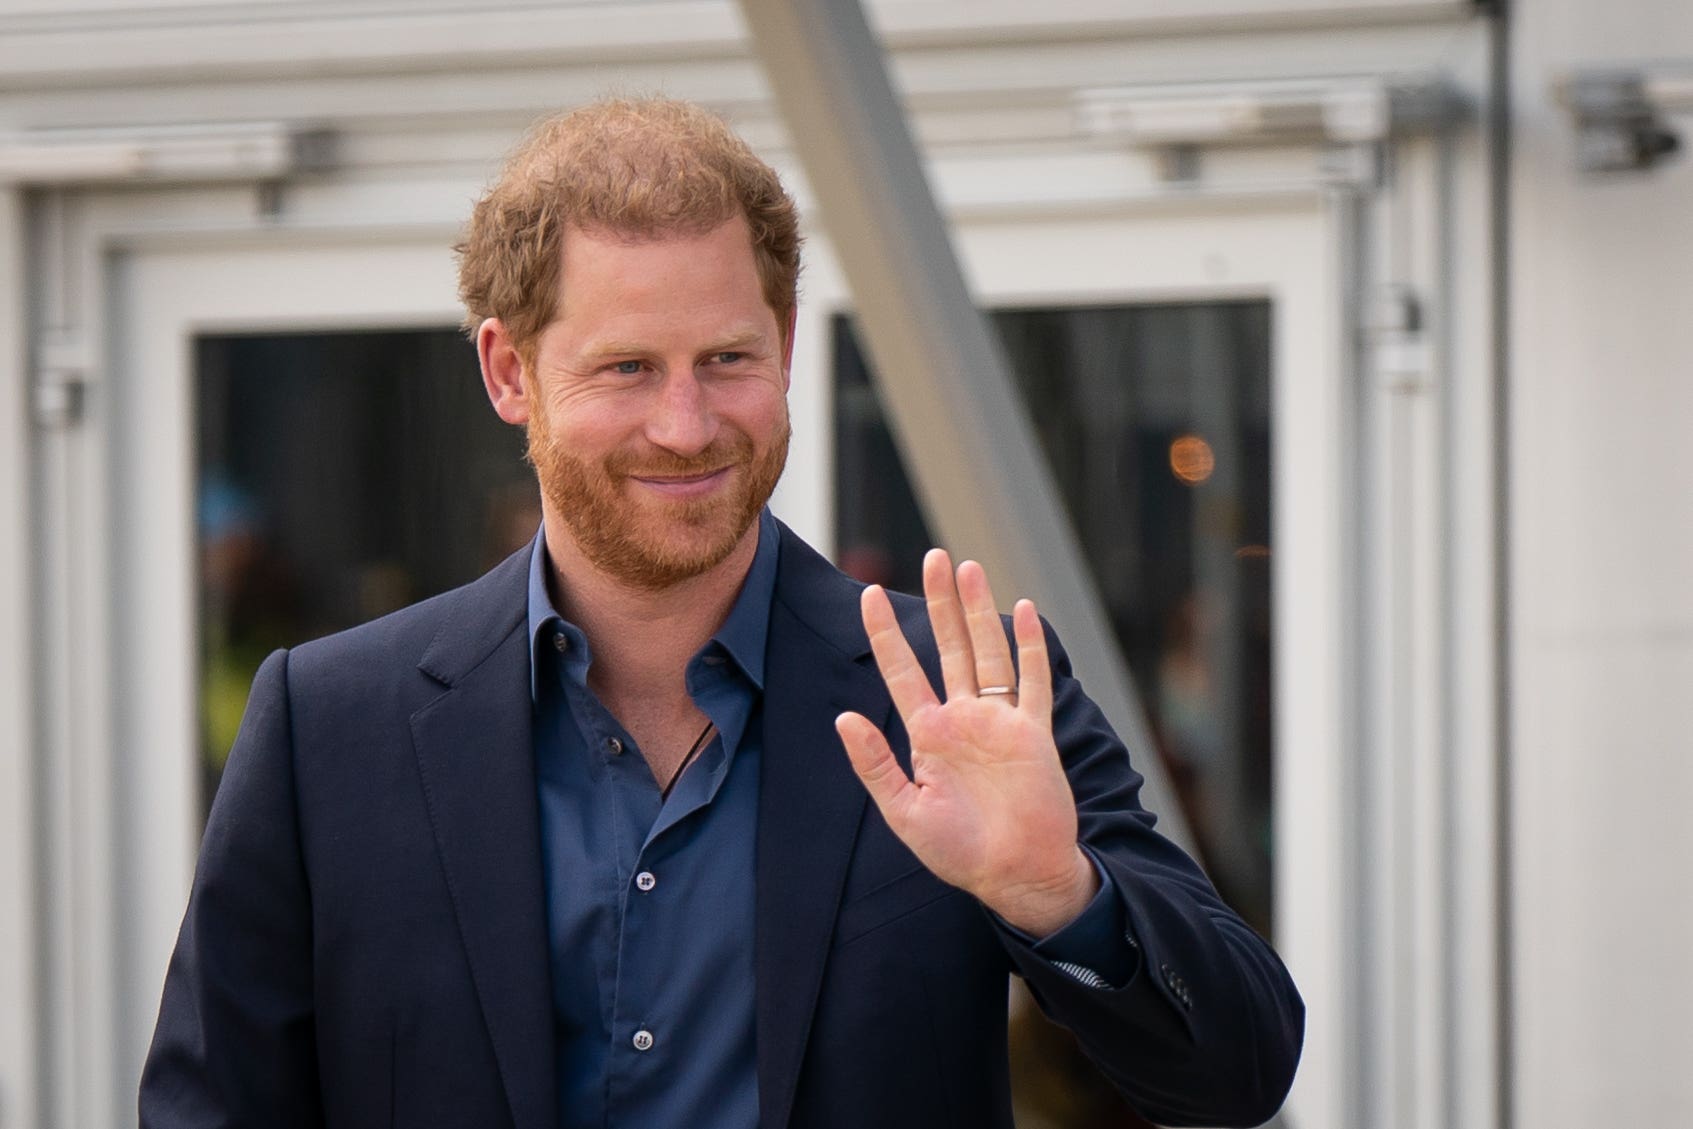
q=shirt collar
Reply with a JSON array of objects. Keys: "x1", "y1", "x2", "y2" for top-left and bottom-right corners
[{"x1": 527, "y1": 507, "x2": 780, "y2": 703}]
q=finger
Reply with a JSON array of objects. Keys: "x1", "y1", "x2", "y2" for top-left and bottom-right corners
[
  {"x1": 836, "y1": 711, "x2": 918, "y2": 830},
  {"x1": 860, "y1": 584, "x2": 940, "y2": 723},
  {"x1": 955, "y1": 560, "x2": 1017, "y2": 696},
  {"x1": 1013, "y1": 599, "x2": 1053, "y2": 722},
  {"x1": 922, "y1": 548, "x2": 978, "y2": 700}
]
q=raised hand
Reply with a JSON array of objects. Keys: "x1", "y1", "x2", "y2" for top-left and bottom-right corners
[{"x1": 835, "y1": 549, "x2": 1099, "y2": 938}]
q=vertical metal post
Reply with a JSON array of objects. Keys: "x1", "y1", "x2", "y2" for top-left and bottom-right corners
[
  {"x1": 1485, "y1": 9, "x2": 1516, "y2": 1129},
  {"x1": 736, "y1": 0, "x2": 1195, "y2": 854},
  {"x1": 0, "y1": 185, "x2": 41, "y2": 1129}
]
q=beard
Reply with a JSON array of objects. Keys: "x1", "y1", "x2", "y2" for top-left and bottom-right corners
[{"x1": 527, "y1": 407, "x2": 789, "y2": 591}]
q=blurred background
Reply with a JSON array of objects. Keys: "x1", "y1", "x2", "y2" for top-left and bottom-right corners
[{"x1": 0, "y1": 1, "x2": 1689, "y2": 1127}]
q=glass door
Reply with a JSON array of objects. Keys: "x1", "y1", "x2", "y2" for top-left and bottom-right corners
[{"x1": 799, "y1": 201, "x2": 1349, "y2": 1129}]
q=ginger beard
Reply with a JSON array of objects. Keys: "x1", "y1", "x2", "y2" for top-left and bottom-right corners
[{"x1": 525, "y1": 393, "x2": 790, "y2": 591}]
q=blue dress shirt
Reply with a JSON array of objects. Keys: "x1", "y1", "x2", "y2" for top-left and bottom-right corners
[{"x1": 527, "y1": 510, "x2": 778, "y2": 1129}]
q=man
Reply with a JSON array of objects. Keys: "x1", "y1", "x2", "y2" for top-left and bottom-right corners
[{"x1": 141, "y1": 97, "x2": 1302, "y2": 1129}]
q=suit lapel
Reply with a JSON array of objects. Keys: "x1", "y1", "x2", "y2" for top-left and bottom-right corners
[
  {"x1": 755, "y1": 526, "x2": 890, "y2": 1129},
  {"x1": 409, "y1": 549, "x2": 556, "y2": 1129}
]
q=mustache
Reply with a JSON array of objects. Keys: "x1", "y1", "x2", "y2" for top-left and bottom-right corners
[{"x1": 602, "y1": 433, "x2": 755, "y2": 479}]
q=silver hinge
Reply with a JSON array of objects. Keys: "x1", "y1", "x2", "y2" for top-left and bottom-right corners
[
  {"x1": 1365, "y1": 285, "x2": 1432, "y2": 394},
  {"x1": 33, "y1": 337, "x2": 91, "y2": 428},
  {"x1": 1318, "y1": 141, "x2": 1385, "y2": 190}
]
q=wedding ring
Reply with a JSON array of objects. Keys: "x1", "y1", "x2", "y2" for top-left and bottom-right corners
[{"x1": 976, "y1": 685, "x2": 1016, "y2": 698}]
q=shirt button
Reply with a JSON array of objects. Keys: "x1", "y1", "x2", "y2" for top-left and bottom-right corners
[
  {"x1": 635, "y1": 871, "x2": 657, "y2": 892},
  {"x1": 606, "y1": 737, "x2": 624, "y2": 756},
  {"x1": 552, "y1": 632, "x2": 568, "y2": 653},
  {"x1": 632, "y1": 1029, "x2": 654, "y2": 1052}
]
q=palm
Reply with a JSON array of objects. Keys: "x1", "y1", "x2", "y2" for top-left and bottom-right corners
[{"x1": 836, "y1": 552, "x2": 1095, "y2": 937}]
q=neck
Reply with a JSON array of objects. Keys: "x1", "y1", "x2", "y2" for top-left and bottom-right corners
[{"x1": 540, "y1": 511, "x2": 761, "y2": 705}]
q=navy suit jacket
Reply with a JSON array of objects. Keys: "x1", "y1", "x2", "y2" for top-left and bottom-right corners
[{"x1": 140, "y1": 522, "x2": 1302, "y2": 1129}]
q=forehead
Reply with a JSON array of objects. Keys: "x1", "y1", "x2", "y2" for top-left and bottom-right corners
[
  {"x1": 552, "y1": 215, "x2": 773, "y2": 331},
  {"x1": 559, "y1": 215, "x2": 755, "y2": 279}
]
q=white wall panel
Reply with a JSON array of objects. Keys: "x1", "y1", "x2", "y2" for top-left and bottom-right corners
[
  {"x1": 1513, "y1": 643, "x2": 1693, "y2": 1123},
  {"x1": 1511, "y1": 2, "x2": 1693, "y2": 1127}
]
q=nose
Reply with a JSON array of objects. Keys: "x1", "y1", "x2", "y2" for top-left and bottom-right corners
[{"x1": 643, "y1": 369, "x2": 718, "y2": 456}]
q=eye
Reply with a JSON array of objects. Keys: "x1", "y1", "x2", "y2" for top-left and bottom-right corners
[
  {"x1": 611, "y1": 360, "x2": 643, "y2": 375},
  {"x1": 711, "y1": 351, "x2": 744, "y2": 365}
]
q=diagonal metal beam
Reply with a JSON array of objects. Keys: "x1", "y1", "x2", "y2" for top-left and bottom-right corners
[{"x1": 737, "y1": 0, "x2": 1196, "y2": 857}]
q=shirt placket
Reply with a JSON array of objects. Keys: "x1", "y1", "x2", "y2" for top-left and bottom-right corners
[
  {"x1": 555, "y1": 682, "x2": 646, "y2": 1101},
  {"x1": 600, "y1": 666, "x2": 739, "y2": 1127}
]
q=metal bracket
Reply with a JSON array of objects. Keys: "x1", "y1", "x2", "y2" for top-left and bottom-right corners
[
  {"x1": 1076, "y1": 77, "x2": 1459, "y2": 189},
  {"x1": 1364, "y1": 285, "x2": 1432, "y2": 394},
  {"x1": 1318, "y1": 141, "x2": 1386, "y2": 190},
  {"x1": 1556, "y1": 68, "x2": 1691, "y2": 173},
  {"x1": 0, "y1": 122, "x2": 336, "y2": 187},
  {"x1": 33, "y1": 337, "x2": 92, "y2": 429},
  {"x1": 1077, "y1": 76, "x2": 1459, "y2": 184}
]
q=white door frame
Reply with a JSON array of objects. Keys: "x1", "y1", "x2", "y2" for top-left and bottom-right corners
[{"x1": 11, "y1": 172, "x2": 479, "y2": 1117}]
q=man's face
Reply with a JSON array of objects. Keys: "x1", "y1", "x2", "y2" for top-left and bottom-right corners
[{"x1": 523, "y1": 215, "x2": 791, "y2": 590}]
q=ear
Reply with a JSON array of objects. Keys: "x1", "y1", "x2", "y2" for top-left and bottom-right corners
[
  {"x1": 779, "y1": 307, "x2": 798, "y2": 391},
  {"x1": 477, "y1": 318, "x2": 532, "y2": 425}
]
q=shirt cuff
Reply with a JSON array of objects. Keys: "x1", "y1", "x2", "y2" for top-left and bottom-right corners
[{"x1": 993, "y1": 847, "x2": 1139, "y2": 990}]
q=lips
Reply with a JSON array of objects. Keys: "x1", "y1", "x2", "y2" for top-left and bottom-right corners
[{"x1": 627, "y1": 466, "x2": 733, "y2": 498}]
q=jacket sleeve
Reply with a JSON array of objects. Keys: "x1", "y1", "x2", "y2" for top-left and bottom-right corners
[
  {"x1": 997, "y1": 623, "x2": 1304, "y2": 1128},
  {"x1": 139, "y1": 648, "x2": 325, "y2": 1129}
]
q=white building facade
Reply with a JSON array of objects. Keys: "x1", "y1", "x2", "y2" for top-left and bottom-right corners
[{"x1": 0, "y1": 2, "x2": 1686, "y2": 1127}]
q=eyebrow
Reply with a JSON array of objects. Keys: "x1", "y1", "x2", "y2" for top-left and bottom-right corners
[
  {"x1": 578, "y1": 329, "x2": 770, "y2": 363},
  {"x1": 702, "y1": 330, "x2": 769, "y2": 353}
]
